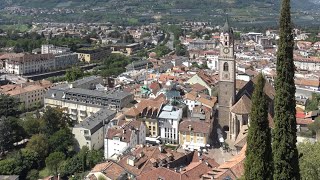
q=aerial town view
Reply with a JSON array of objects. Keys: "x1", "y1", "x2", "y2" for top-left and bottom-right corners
[{"x1": 0, "y1": 0, "x2": 320, "y2": 179}]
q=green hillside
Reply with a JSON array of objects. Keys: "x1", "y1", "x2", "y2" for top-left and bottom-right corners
[{"x1": 1, "y1": 0, "x2": 319, "y2": 27}]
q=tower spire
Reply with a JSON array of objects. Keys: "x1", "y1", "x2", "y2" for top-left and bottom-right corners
[{"x1": 222, "y1": 14, "x2": 231, "y2": 33}]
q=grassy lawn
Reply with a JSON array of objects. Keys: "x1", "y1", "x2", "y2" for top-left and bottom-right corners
[{"x1": 39, "y1": 167, "x2": 50, "y2": 178}]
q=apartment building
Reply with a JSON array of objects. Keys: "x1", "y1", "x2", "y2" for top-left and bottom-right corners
[
  {"x1": 158, "y1": 105, "x2": 183, "y2": 144},
  {"x1": 77, "y1": 48, "x2": 111, "y2": 63},
  {"x1": 5, "y1": 54, "x2": 55, "y2": 75},
  {"x1": 179, "y1": 120, "x2": 211, "y2": 151},
  {"x1": 45, "y1": 76, "x2": 133, "y2": 122},
  {"x1": 41, "y1": 44, "x2": 70, "y2": 54},
  {"x1": 104, "y1": 120, "x2": 146, "y2": 160},
  {"x1": 55, "y1": 53, "x2": 79, "y2": 69},
  {"x1": 294, "y1": 55, "x2": 320, "y2": 71},
  {"x1": 0, "y1": 80, "x2": 52, "y2": 109},
  {"x1": 109, "y1": 43, "x2": 141, "y2": 56},
  {"x1": 123, "y1": 97, "x2": 166, "y2": 137},
  {"x1": 72, "y1": 108, "x2": 116, "y2": 151}
]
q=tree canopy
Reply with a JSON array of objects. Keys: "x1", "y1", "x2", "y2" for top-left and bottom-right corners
[
  {"x1": 272, "y1": 0, "x2": 300, "y2": 179},
  {"x1": 245, "y1": 74, "x2": 273, "y2": 180},
  {"x1": 298, "y1": 141, "x2": 320, "y2": 180}
]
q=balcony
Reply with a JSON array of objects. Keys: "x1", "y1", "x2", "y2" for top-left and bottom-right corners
[
  {"x1": 84, "y1": 136, "x2": 91, "y2": 141},
  {"x1": 70, "y1": 109, "x2": 78, "y2": 115},
  {"x1": 80, "y1": 110, "x2": 87, "y2": 117},
  {"x1": 70, "y1": 115, "x2": 77, "y2": 121}
]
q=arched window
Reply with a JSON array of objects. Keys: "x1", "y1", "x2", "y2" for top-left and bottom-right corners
[{"x1": 223, "y1": 62, "x2": 229, "y2": 71}]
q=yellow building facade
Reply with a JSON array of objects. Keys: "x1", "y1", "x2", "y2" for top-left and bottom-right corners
[{"x1": 178, "y1": 120, "x2": 211, "y2": 151}]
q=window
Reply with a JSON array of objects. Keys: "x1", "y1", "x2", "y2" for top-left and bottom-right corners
[{"x1": 223, "y1": 62, "x2": 229, "y2": 71}]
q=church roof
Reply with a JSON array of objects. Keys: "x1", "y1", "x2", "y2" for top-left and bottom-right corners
[
  {"x1": 236, "y1": 76, "x2": 275, "y2": 101},
  {"x1": 230, "y1": 95, "x2": 252, "y2": 114}
]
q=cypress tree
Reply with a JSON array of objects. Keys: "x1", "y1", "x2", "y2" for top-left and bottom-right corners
[
  {"x1": 272, "y1": 0, "x2": 300, "y2": 179},
  {"x1": 244, "y1": 73, "x2": 273, "y2": 180}
]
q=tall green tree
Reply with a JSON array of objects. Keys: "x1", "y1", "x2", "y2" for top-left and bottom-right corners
[
  {"x1": 0, "y1": 94, "x2": 20, "y2": 117},
  {"x1": 244, "y1": 74, "x2": 273, "y2": 180},
  {"x1": 272, "y1": 0, "x2": 300, "y2": 179},
  {"x1": 26, "y1": 134, "x2": 49, "y2": 160},
  {"x1": 0, "y1": 117, "x2": 25, "y2": 154},
  {"x1": 40, "y1": 107, "x2": 72, "y2": 135},
  {"x1": 65, "y1": 67, "x2": 84, "y2": 82},
  {"x1": 45, "y1": 152, "x2": 66, "y2": 175},
  {"x1": 22, "y1": 114, "x2": 41, "y2": 137},
  {"x1": 48, "y1": 128, "x2": 75, "y2": 155},
  {"x1": 298, "y1": 141, "x2": 320, "y2": 180}
]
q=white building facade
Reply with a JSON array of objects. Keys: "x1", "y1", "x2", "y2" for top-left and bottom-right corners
[
  {"x1": 104, "y1": 120, "x2": 146, "y2": 160},
  {"x1": 158, "y1": 105, "x2": 183, "y2": 144},
  {"x1": 5, "y1": 54, "x2": 55, "y2": 75}
]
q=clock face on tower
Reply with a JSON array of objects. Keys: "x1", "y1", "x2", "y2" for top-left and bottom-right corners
[{"x1": 223, "y1": 47, "x2": 230, "y2": 54}]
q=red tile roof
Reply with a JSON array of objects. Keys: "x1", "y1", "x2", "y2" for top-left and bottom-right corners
[{"x1": 179, "y1": 120, "x2": 211, "y2": 134}]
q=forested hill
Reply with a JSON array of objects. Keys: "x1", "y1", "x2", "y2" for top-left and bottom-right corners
[
  {"x1": 5, "y1": 0, "x2": 320, "y2": 10},
  {"x1": 1, "y1": 0, "x2": 320, "y2": 27}
]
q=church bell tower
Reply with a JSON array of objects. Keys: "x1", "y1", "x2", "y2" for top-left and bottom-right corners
[{"x1": 218, "y1": 17, "x2": 236, "y2": 133}]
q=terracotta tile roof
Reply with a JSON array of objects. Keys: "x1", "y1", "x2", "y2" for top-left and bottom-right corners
[
  {"x1": 294, "y1": 55, "x2": 320, "y2": 63},
  {"x1": 236, "y1": 80, "x2": 247, "y2": 90},
  {"x1": 159, "y1": 74, "x2": 177, "y2": 82},
  {"x1": 197, "y1": 71, "x2": 218, "y2": 86},
  {"x1": 198, "y1": 96, "x2": 217, "y2": 108},
  {"x1": 0, "y1": 53, "x2": 24, "y2": 60},
  {"x1": 154, "y1": 93, "x2": 167, "y2": 102},
  {"x1": 124, "y1": 107, "x2": 140, "y2": 117},
  {"x1": 201, "y1": 155, "x2": 220, "y2": 168},
  {"x1": 202, "y1": 144, "x2": 246, "y2": 179},
  {"x1": 184, "y1": 92, "x2": 217, "y2": 108},
  {"x1": 118, "y1": 146, "x2": 185, "y2": 176},
  {"x1": 296, "y1": 112, "x2": 306, "y2": 119},
  {"x1": 136, "y1": 98, "x2": 164, "y2": 116},
  {"x1": 179, "y1": 120, "x2": 211, "y2": 134},
  {"x1": 295, "y1": 78, "x2": 319, "y2": 88},
  {"x1": 0, "y1": 80, "x2": 52, "y2": 96},
  {"x1": 90, "y1": 162, "x2": 113, "y2": 172},
  {"x1": 192, "y1": 83, "x2": 207, "y2": 92},
  {"x1": 230, "y1": 95, "x2": 252, "y2": 114},
  {"x1": 137, "y1": 167, "x2": 181, "y2": 180},
  {"x1": 137, "y1": 160, "x2": 215, "y2": 180},
  {"x1": 296, "y1": 118, "x2": 314, "y2": 125},
  {"x1": 149, "y1": 82, "x2": 162, "y2": 94},
  {"x1": 102, "y1": 161, "x2": 127, "y2": 179},
  {"x1": 105, "y1": 120, "x2": 142, "y2": 143},
  {"x1": 184, "y1": 92, "x2": 197, "y2": 101},
  {"x1": 181, "y1": 162, "x2": 213, "y2": 179}
]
